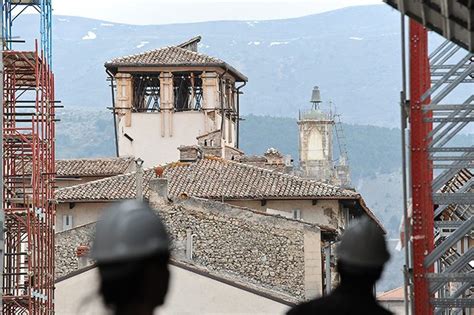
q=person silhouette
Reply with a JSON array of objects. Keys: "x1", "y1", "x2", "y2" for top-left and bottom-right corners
[
  {"x1": 90, "y1": 200, "x2": 171, "y2": 315},
  {"x1": 287, "y1": 217, "x2": 392, "y2": 315}
]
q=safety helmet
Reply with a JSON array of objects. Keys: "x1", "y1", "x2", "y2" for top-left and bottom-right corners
[
  {"x1": 336, "y1": 216, "x2": 390, "y2": 268},
  {"x1": 90, "y1": 200, "x2": 170, "y2": 264}
]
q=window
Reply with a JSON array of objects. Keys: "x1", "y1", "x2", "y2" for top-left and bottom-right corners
[
  {"x1": 173, "y1": 73, "x2": 203, "y2": 111},
  {"x1": 132, "y1": 75, "x2": 161, "y2": 112},
  {"x1": 292, "y1": 209, "x2": 301, "y2": 220},
  {"x1": 62, "y1": 215, "x2": 73, "y2": 231}
]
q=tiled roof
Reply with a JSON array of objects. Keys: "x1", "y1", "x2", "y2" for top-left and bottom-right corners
[
  {"x1": 56, "y1": 157, "x2": 134, "y2": 177},
  {"x1": 106, "y1": 46, "x2": 223, "y2": 67},
  {"x1": 166, "y1": 158, "x2": 358, "y2": 199},
  {"x1": 56, "y1": 157, "x2": 384, "y2": 230},
  {"x1": 56, "y1": 157, "x2": 358, "y2": 202},
  {"x1": 22, "y1": 157, "x2": 135, "y2": 177},
  {"x1": 104, "y1": 37, "x2": 248, "y2": 81}
]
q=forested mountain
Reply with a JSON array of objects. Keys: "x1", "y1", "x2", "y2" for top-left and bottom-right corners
[
  {"x1": 15, "y1": 5, "x2": 425, "y2": 127},
  {"x1": 35, "y1": 5, "x2": 471, "y2": 292}
]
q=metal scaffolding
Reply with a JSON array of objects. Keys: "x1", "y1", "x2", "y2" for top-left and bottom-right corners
[
  {"x1": 1, "y1": 0, "x2": 55, "y2": 313},
  {"x1": 2, "y1": 43, "x2": 55, "y2": 314},
  {"x1": 407, "y1": 21, "x2": 473, "y2": 315},
  {"x1": 385, "y1": 0, "x2": 473, "y2": 312},
  {"x1": 2, "y1": 0, "x2": 52, "y2": 65}
]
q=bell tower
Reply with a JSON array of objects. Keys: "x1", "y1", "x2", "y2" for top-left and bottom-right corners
[
  {"x1": 105, "y1": 36, "x2": 247, "y2": 167},
  {"x1": 298, "y1": 87, "x2": 335, "y2": 183}
]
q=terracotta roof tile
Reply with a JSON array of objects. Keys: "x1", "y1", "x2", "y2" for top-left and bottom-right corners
[
  {"x1": 105, "y1": 46, "x2": 223, "y2": 67},
  {"x1": 22, "y1": 157, "x2": 134, "y2": 177},
  {"x1": 104, "y1": 38, "x2": 248, "y2": 81},
  {"x1": 56, "y1": 157, "x2": 358, "y2": 201},
  {"x1": 55, "y1": 157, "x2": 385, "y2": 230},
  {"x1": 56, "y1": 157, "x2": 134, "y2": 177}
]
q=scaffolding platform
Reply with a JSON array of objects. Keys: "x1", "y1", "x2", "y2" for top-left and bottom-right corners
[{"x1": 2, "y1": 46, "x2": 56, "y2": 314}]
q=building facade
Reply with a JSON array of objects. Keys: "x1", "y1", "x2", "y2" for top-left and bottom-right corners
[
  {"x1": 55, "y1": 184, "x2": 338, "y2": 303},
  {"x1": 298, "y1": 86, "x2": 351, "y2": 187},
  {"x1": 105, "y1": 36, "x2": 247, "y2": 167},
  {"x1": 298, "y1": 107, "x2": 335, "y2": 182},
  {"x1": 55, "y1": 152, "x2": 383, "y2": 234}
]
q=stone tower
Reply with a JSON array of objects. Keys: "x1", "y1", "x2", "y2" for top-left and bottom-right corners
[
  {"x1": 298, "y1": 87, "x2": 335, "y2": 183},
  {"x1": 105, "y1": 36, "x2": 247, "y2": 167}
]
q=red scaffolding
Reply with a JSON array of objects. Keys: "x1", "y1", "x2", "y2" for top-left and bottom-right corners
[
  {"x1": 2, "y1": 43, "x2": 56, "y2": 314},
  {"x1": 409, "y1": 20, "x2": 434, "y2": 315}
]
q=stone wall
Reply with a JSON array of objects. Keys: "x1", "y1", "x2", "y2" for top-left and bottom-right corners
[
  {"x1": 55, "y1": 223, "x2": 95, "y2": 278},
  {"x1": 178, "y1": 145, "x2": 202, "y2": 162},
  {"x1": 224, "y1": 145, "x2": 244, "y2": 160},
  {"x1": 149, "y1": 179, "x2": 325, "y2": 299},
  {"x1": 54, "y1": 191, "x2": 325, "y2": 300},
  {"x1": 155, "y1": 198, "x2": 307, "y2": 298}
]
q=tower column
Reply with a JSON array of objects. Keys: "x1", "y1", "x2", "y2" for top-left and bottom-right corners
[
  {"x1": 116, "y1": 73, "x2": 133, "y2": 127},
  {"x1": 201, "y1": 72, "x2": 219, "y2": 132},
  {"x1": 160, "y1": 72, "x2": 174, "y2": 137},
  {"x1": 298, "y1": 87, "x2": 336, "y2": 183}
]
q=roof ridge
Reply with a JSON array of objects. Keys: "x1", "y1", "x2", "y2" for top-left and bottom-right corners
[
  {"x1": 106, "y1": 44, "x2": 223, "y2": 65},
  {"x1": 57, "y1": 156, "x2": 133, "y2": 162},
  {"x1": 106, "y1": 45, "x2": 175, "y2": 64},
  {"x1": 55, "y1": 162, "x2": 175, "y2": 194},
  {"x1": 172, "y1": 45, "x2": 223, "y2": 63},
  {"x1": 55, "y1": 171, "x2": 134, "y2": 193},
  {"x1": 219, "y1": 157, "x2": 353, "y2": 193}
]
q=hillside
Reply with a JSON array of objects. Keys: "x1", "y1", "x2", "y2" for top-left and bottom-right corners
[
  {"x1": 56, "y1": 109, "x2": 402, "y2": 179},
  {"x1": 240, "y1": 114, "x2": 403, "y2": 180},
  {"x1": 32, "y1": 5, "x2": 471, "y2": 292},
  {"x1": 56, "y1": 110, "x2": 473, "y2": 233},
  {"x1": 14, "y1": 5, "x2": 423, "y2": 127}
]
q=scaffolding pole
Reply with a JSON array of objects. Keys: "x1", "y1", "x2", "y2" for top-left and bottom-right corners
[
  {"x1": 2, "y1": 0, "x2": 52, "y2": 66},
  {"x1": 2, "y1": 43, "x2": 56, "y2": 314},
  {"x1": 0, "y1": 7, "x2": 4, "y2": 314}
]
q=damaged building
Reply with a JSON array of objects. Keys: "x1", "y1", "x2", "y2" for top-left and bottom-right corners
[
  {"x1": 54, "y1": 154, "x2": 382, "y2": 233},
  {"x1": 298, "y1": 86, "x2": 351, "y2": 187},
  {"x1": 105, "y1": 36, "x2": 247, "y2": 167},
  {"x1": 52, "y1": 36, "x2": 387, "y2": 310}
]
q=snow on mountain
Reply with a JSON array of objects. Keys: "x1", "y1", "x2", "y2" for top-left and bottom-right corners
[
  {"x1": 14, "y1": 5, "x2": 414, "y2": 127},
  {"x1": 82, "y1": 31, "x2": 97, "y2": 40}
]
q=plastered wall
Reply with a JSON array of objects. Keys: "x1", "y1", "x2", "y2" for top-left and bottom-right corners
[{"x1": 227, "y1": 199, "x2": 343, "y2": 229}]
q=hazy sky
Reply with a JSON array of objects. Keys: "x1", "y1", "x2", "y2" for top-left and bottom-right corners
[{"x1": 53, "y1": 0, "x2": 382, "y2": 25}]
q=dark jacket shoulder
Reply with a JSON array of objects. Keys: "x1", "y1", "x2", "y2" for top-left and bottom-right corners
[{"x1": 287, "y1": 293, "x2": 393, "y2": 315}]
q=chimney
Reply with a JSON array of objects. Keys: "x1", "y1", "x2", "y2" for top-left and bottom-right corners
[
  {"x1": 76, "y1": 245, "x2": 90, "y2": 269},
  {"x1": 264, "y1": 148, "x2": 284, "y2": 165},
  {"x1": 149, "y1": 178, "x2": 169, "y2": 202},
  {"x1": 178, "y1": 145, "x2": 202, "y2": 162}
]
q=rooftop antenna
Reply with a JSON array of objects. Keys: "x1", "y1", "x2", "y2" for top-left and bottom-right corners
[
  {"x1": 310, "y1": 86, "x2": 321, "y2": 109},
  {"x1": 329, "y1": 100, "x2": 333, "y2": 120}
]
